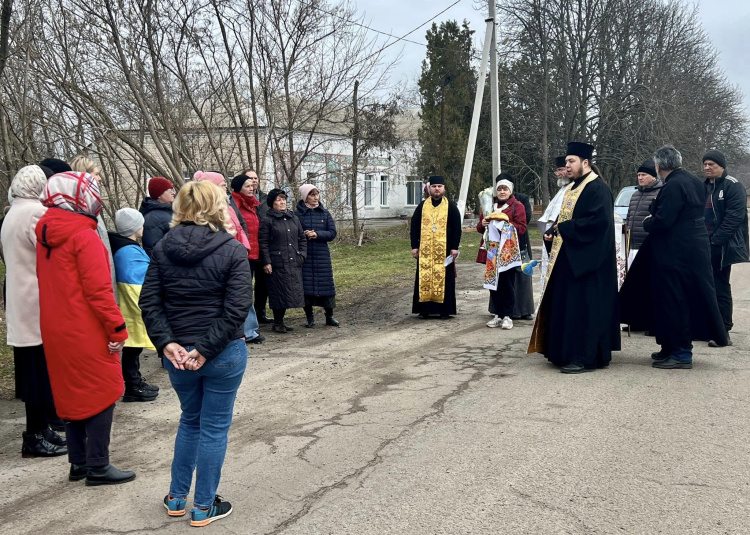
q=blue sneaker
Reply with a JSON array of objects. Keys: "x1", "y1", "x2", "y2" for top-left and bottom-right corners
[
  {"x1": 164, "y1": 495, "x2": 187, "y2": 517},
  {"x1": 190, "y1": 495, "x2": 232, "y2": 527}
]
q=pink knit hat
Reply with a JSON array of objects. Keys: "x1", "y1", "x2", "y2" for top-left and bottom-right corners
[
  {"x1": 193, "y1": 170, "x2": 226, "y2": 188},
  {"x1": 298, "y1": 183, "x2": 318, "y2": 202}
]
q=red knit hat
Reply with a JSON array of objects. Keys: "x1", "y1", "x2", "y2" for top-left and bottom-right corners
[{"x1": 148, "y1": 177, "x2": 173, "y2": 199}]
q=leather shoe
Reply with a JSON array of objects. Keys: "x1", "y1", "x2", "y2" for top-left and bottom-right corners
[
  {"x1": 708, "y1": 337, "x2": 732, "y2": 348},
  {"x1": 651, "y1": 351, "x2": 669, "y2": 361},
  {"x1": 560, "y1": 363, "x2": 594, "y2": 374},
  {"x1": 272, "y1": 323, "x2": 294, "y2": 333},
  {"x1": 652, "y1": 357, "x2": 692, "y2": 369},
  {"x1": 69, "y1": 463, "x2": 88, "y2": 481},
  {"x1": 305, "y1": 316, "x2": 315, "y2": 328},
  {"x1": 21, "y1": 431, "x2": 67, "y2": 458},
  {"x1": 122, "y1": 384, "x2": 158, "y2": 402},
  {"x1": 247, "y1": 334, "x2": 265, "y2": 344},
  {"x1": 85, "y1": 464, "x2": 136, "y2": 486},
  {"x1": 42, "y1": 427, "x2": 67, "y2": 447},
  {"x1": 325, "y1": 316, "x2": 340, "y2": 327}
]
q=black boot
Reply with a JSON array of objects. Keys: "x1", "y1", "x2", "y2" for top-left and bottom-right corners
[
  {"x1": 21, "y1": 431, "x2": 67, "y2": 458},
  {"x1": 69, "y1": 463, "x2": 88, "y2": 481},
  {"x1": 272, "y1": 323, "x2": 288, "y2": 333},
  {"x1": 325, "y1": 316, "x2": 340, "y2": 327},
  {"x1": 85, "y1": 464, "x2": 136, "y2": 486},
  {"x1": 122, "y1": 382, "x2": 158, "y2": 402},
  {"x1": 305, "y1": 315, "x2": 315, "y2": 328},
  {"x1": 42, "y1": 427, "x2": 67, "y2": 447}
]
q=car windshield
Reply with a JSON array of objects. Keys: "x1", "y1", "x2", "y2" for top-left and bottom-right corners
[{"x1": 615, "y1": 187, "x2": 636, "y2": 207}]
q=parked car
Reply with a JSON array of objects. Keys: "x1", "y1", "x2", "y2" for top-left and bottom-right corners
[{"x1": 614, "y1": 186, "x2": 637, "y2": 220}]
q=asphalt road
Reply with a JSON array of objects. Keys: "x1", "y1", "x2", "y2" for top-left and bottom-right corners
[{"x1": 1, "y1": 262, "x2": 748, "y2": 534}]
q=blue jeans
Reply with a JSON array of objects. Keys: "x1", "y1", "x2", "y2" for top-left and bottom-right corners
[
  {"x1": 167, "y1": 339, "x2": 247, "y2": 508},
  {"x1": 244, "y1": 304, "x2": 259, "y2": 340}
]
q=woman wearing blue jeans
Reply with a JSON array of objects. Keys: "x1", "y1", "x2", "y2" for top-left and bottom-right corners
[{"x1": 140, "y1": 181, "x2": 252, "y2": 527}]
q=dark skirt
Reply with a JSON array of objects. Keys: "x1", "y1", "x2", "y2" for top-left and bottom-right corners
[
  {"x1": 305, "y1": 295, "x2": 336, "y2": 308},
  {"x1": 511, "y1": 270, "x2": 535, "y2": 317},
  {"x1": 13, "y1": 345, "x2": 55, "y2": 407}
]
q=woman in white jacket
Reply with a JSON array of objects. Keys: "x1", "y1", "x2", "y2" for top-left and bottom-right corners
[{"x1": 1, "y1": 165, "x2": 67, "y2": 458}]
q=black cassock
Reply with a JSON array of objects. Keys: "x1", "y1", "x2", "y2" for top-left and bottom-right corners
[
  {"x1": 410, "y1": 197, "x2": 463, "y2": 316},
  {"x1": 620, "y1": 168, "x2": 727, "y2": 349},
  {"x1": 532, "y1": 173, "x2": 621, "y2": 368}
]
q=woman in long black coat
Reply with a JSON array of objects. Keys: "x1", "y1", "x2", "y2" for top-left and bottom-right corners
[
  {"x1": 259, "y1": 189, "x2": 307, "y2": 333},
  {"x1": 294, "y1": 184, "x2": 339, "y2": 328}
]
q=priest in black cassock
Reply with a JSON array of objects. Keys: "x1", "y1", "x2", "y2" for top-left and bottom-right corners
[
  {"x1": 527, "y1": 142, "x2": 621, "y2": 373},
  {"x1": 410, "y1": 176, "x2": 462, "y2": 319}
]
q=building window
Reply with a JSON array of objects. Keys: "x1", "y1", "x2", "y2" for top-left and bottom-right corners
[
  {"x1": 406, "y1": 176, "x2": 422, "y2": 205},
  {"x1": 364, "y1": 174, "x2": 373, "y2": 206},
  {"x1": 380, "y1": 175, "x2": 388, "y2": 206}
]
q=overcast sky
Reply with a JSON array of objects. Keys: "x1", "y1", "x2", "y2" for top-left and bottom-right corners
[{"x1": 356, "y1": 0, "x2": 750, "y2": 116}]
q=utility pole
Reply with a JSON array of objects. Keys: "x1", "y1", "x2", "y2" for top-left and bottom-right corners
[
  {"x1": 351, "y1": 80, "x2": 360, "y2": 236},
  {"x1": 489, "y1": 0, "x2": 501, "y2": 178},
  {"x1": 439, "y1": 80, "x2": 445, "y2": 176},
  {"x1": 456, "y1": 9, "x2": 498, "y2": 220}
]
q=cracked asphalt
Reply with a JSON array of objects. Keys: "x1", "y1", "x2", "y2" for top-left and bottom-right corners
[{"x1": 1, "y1": 261, "x2": 749, "y2": 534}]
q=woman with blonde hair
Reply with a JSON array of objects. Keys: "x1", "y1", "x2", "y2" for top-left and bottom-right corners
[{"x1": 140, "y1": 180, "x2": 252, "y2": 526}]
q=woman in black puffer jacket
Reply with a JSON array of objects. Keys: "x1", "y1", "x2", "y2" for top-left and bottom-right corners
[
  {"x1": 139, "y1": 181, "x2": 251, "y2": 526},
  {"x1": 259, "y1": 188, "x2": 307, "y2": 333},
  {"x1": 294, "y1": 184, "x2": 339, "y2": 328}
]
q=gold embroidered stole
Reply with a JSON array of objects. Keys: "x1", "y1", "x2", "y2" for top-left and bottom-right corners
[
  {"x1": 527, "y1": 173, "x2": 598, "y2": 354},
  {"x1": 418, "y1": 198, "x2": 449, "y2": 303}
]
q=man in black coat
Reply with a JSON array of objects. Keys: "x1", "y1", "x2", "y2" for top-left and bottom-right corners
[
  {"x1": 140, "y1": 177, "x2": 174, "y2": 257},
  {"x1": 620, "y1": 145, "x2": 728, "y2": 369},
  {"x1": 702, "y1": 150, "x2": 749, "y2": 347}
]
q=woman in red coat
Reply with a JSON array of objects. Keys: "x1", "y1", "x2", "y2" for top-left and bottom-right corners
[{"x1": 36, "y1": 171, "x2": 135, "y2": 486}]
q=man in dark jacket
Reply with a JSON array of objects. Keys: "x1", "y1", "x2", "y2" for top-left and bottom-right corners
[
  {"x1": 620, "y1": 145, "x2": 728, "y2": 369},
  {"x1": 625, "y1": 160, "x2": 663, "y2": 264},
  {"x1": 703, "y1": 150, "x2": 750, "y2": 346},
  {"x1": 139, "y1": 177, "x2": 174, "y2": 257}
]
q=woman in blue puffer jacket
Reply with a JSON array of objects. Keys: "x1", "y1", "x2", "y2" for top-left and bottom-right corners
[{"x1": 294, "y1": 184, "x2": 339, "y2": 328}]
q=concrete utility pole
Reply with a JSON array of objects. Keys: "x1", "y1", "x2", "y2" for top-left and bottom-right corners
[{"x1": 456, "y1": 0, "x2": 501, "y2": 220}]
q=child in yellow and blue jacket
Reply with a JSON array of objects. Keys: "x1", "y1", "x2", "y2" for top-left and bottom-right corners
[{"x1": 109, "y1": 208, "x2": 159, "y2": 402}]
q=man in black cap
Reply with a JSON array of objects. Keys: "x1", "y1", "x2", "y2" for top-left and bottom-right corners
[
  {"x1": 702, "y1": 149, "x2": 749, "y2": 346},
  {"x1": 536, "y1": 157, "x2": 572, "y2": 290},
  {"x1": 625, "y1": 160, "x2": 663, "y2": 266},
  {"x1": 528, "y1": 142, "x2": 620, "y2": 373},
  {"x1": 410, "y1": 176, "x2": 462, "y2": 319}
]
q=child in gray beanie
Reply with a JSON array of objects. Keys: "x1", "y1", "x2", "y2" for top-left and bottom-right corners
[{"x1": 107, "y1": 208, "x2": 160, "y2": 402}]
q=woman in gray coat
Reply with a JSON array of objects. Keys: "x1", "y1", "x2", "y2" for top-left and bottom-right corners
[{"x1": 259, "y1": 189, "x2": 307, "y2": 333}]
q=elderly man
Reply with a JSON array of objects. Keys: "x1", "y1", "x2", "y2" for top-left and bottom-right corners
[
  {"x1": 625, "y1": 160, "x2": 663, "y2": 267},
  {"x1": 536, "y1": 157, "x2": 572, "y2": 292},
  {"x1": 702, "y1": 150, "x2": 749, "y2": 347},
  {"x1": 620, "y1": 145, "x2": 727, "y2": 369},
  {"x1": 410, "y1": 176, "x2": 462, "y2": 319},
  {"x1": 528, "y1": 143, "x2": 620, "y2": 373}
]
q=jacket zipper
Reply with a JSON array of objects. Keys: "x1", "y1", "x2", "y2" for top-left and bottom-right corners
[{"x1": 710, "y1": 182, "x2": 725, "y2": 266}]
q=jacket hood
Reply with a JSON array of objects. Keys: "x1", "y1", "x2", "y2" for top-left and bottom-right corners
[
  {"x1": 35, "y1": 208, "x2": 97, "y2": 254},
  {"x1": 638, "y1": 178, "x2": 664, "y2": 192},
  {"x1": 162, "y1": 223, "x2": 234, "y2": 265},
  {"x1": 107, "y1": 231, "x2": 138, "y2": 255},
  {"x1": 295, "y1": 200, "x2": 327, "y2": 213},
  {"x1": 139, "y1": 197, "x2": 173, "y2": 215}
]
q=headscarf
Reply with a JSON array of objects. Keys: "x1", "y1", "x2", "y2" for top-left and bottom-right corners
[
  {"x1": 10, "y1": 165, "x2": 47, "y2": 201},
  {"x1": 193, "y1": 170, "x2": 227, "y2": 189},
  {"x1": 41, "y1": 171, "x2": 102, "y2": 217}
]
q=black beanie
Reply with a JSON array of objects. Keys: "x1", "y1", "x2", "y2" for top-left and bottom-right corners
[
  {"x1": 231, "y1": 174, "x2": 250, "y2": 193},
  {"x1": 637, "y1": 160, "x2": 657, "y2": 178},
  {"x1": 496, "y1": 172, "x2": 515, "y2": 184},
  {"x1": 39, "y1": 158, "x2": 71, "y2": 177},
  {"x1": 702, "y1": 150, "x2": 726, "y2": 169},
  {"x1": 267, "y1": 188, "x2": 287, "y2": 208}
]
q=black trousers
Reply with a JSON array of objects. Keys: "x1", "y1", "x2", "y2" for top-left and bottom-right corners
[
  {"x1": 711, "y1": 246, "x2": 733, "y2": 331},
  {"x1": 121, "y1": 347, "x2": 143, "y2": 389},
  {"x1": 65, "y1": 403, "x2": 115, "y2": 467},
  {"x1": 489, "y1": 269, "x2": 516, "y2": 318},
  {"x1": 253, "y1": 259, "x2": 269, "y2": 318}
]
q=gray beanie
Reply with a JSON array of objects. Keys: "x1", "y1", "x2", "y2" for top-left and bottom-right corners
[{"x1": 115, "y1": 207, "x2": 145, "y2": 237}]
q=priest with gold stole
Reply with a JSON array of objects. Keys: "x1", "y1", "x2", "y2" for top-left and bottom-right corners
[
  {"x1": 528, "y1": 142, "x2": 621, "y2": 373},
  {"x1": 410, "y1": 176, "x2": 462, "y2": 319}
]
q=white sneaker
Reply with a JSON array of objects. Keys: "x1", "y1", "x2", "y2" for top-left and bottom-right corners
[
  {"x1": 486, "y1": 315, "x2": 501, "y2": 328},
  {"x1": 501, "y1": 316, "x2": 513, "y2": 330}
]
